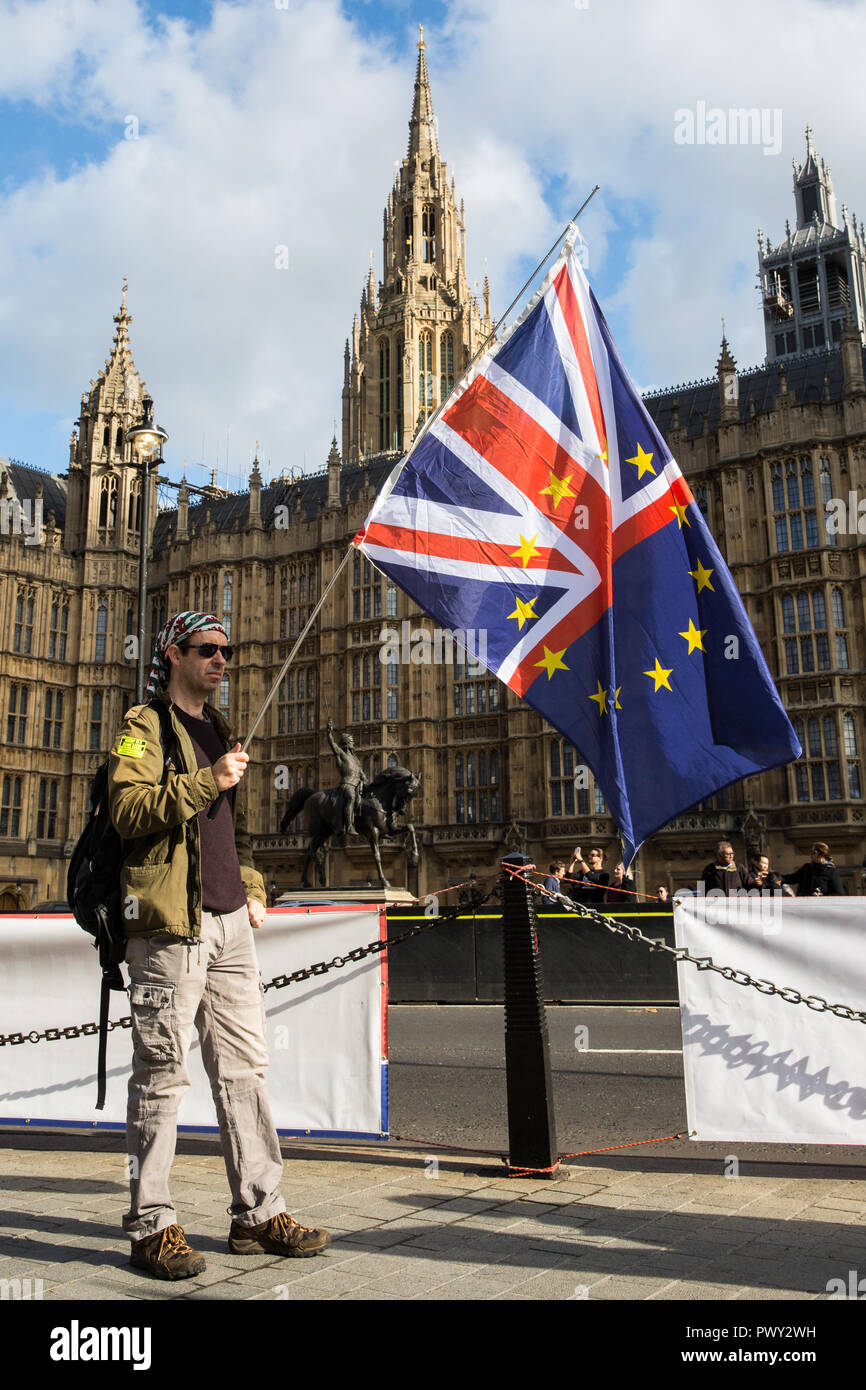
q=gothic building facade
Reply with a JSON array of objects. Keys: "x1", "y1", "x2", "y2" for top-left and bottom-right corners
[{"x1": 1, "y1": 41, "x2": 864, "y2": 910}]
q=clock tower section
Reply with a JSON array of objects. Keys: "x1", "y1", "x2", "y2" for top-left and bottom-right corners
[{"x1": 342, "y1": 30, "x2": 492, "y2": 463}]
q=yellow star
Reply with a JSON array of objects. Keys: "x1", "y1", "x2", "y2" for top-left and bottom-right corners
[
  {"x1": 540, "y1": 471, "x2": 576, "y2": 510},
  {"x1": 610, "y1": 686, "x2": 622, "y2": 710},
  {"x1": 678, "y1": 619, "x2": 707, "y2": 654},
  {"x1": 643, "y1": 658, "x2": 673, "y2": 692},
  {"x1": 510, "y1": 534, "x2": 541, "y2": 567},
  {"x1": 589, "y1": 681, "x2": 608, "y2": 716},
  {"x1": 669, "y1": 499, "x2": 691, "y2": 529},
  {"x1": 507, "y1": 595, "x2": 538, "y2": 630},
  {"x1": 535, "y1": 646, "x2": 569, "y2": 680},
  {"x1": 597, "y1": 444, "x2": 609, "y2": 464},
  {"x1": 626, "y1": 443, "x2": 656, "y2": 479},
  {"x1": 688, "y1": 559, "x2": 715, "y2": 593}
]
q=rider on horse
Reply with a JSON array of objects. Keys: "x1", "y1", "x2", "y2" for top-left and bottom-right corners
[{"x1": 326, "y1": 718, "x2": 364, "y2": 836}]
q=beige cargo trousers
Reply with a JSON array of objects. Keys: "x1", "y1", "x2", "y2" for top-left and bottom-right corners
[{"x1": 122, "y1": 903, "x2": 287, "y2": 1242}]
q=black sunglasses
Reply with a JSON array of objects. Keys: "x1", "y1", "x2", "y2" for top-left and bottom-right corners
[{"x1": 183, "y1": 642, "x2": 234, "y2": 661}]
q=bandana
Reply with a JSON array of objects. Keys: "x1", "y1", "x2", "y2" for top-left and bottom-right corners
[{"x1": 146, "y1": 610, "x2": 228, "y2": 697}]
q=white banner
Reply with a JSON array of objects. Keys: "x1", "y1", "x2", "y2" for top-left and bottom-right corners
[
  {"x1": 675, "y1": 896, "x2": 866, "y2": 1144},
  {"x1": 0, "y1": 907, "x2": 388, "y2": 1140}
]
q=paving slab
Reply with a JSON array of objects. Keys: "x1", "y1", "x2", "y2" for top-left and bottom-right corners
[{"x1": 2, "y1": 1134, "x2": 865, "y2": 1305}]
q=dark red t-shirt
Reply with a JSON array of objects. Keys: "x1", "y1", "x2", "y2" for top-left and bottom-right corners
[{"x1": 173, "y1": 706, "x2": 247, "y2": 914}]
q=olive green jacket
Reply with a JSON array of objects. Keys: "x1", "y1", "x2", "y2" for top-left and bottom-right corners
[{"x1": 107, "y1": 687, "x2": 266, "y2": 939}]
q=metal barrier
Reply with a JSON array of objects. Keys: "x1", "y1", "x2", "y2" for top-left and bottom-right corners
[{"x1": 385, "y1": 901, "x2": 678, "y2": 1004}]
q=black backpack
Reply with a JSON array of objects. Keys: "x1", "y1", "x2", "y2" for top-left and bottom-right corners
[{"x1": 67, "y1": 698, "x2": 178, "y2": 1109}]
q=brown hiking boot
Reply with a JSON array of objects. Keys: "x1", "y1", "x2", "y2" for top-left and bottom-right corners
[
  {"x1": 130, "y1": 1224, "x2": 206, "y2": 1280},
  {"x1": 228, "y1": 1211, "x2": 330, "y2": 1258}
]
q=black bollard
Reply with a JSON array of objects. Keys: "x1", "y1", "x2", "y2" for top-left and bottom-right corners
[{"x1": 500, "y1": 854, "x2": 559, "y2": 1176}]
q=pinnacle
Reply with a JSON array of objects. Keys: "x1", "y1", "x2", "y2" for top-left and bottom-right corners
[{"x1": 407, "y1": 27, "x2": 438, "y2": 164}]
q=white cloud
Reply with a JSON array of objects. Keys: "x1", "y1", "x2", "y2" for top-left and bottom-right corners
[{"x1": 0, "y1": 0, "x2": 864, "y2": 481}]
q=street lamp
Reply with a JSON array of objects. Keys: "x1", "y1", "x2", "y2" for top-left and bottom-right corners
[{"x1": 126, "y1": 397, "x2": 168, "y2": 703}]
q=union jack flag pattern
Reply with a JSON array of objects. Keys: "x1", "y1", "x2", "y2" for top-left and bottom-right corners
[{"x1": 355, "y1": 243, "x2": 800, "y2": 862}]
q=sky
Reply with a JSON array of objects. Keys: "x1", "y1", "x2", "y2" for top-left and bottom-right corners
[{"x1": 1, "y1": 0, "x2": 864, "y2": 490}]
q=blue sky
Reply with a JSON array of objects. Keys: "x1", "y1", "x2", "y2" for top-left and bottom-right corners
[{"x1": 1, "y1": 0, "x2": 864, "y2": 486}]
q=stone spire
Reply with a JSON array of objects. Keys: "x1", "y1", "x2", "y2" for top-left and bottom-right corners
[
  {"x1": 326, "y1": 434, "x2": 341, "y2": 507},
  {"x1": 793, "y1": 125, "x2": 837, "y2": 229},
  {"x1": 341, "y1": 36, "x2": 490, "y2": 463},
  {"x1": 717, "y1": 323, "x2": 739, "y2": 422},
  {"x1": 408, "y1": 25, "x2": 438, "y2": 166},
  {"x1": 248, "y1": 454, "x2": 263, "y2": 528}
]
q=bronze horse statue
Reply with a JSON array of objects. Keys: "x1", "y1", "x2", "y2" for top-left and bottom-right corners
[{"x1": 279, "y1": 766, "x2": 420, "y2": 889}]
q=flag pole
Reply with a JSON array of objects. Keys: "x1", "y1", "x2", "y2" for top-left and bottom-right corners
[
  {"x1": 355, "y1": 183, "x2": 601, "y2": 535},
  {"x1": 206, "y1": 544, "x2": 354, "y2": 819}
]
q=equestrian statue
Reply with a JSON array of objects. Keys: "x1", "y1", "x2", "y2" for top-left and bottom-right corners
[{"x1": 279, "y1": 718, "x2": 420, "y2": 889}]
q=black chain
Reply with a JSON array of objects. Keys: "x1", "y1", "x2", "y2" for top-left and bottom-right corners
[
  {"x1": 262, "y1": 887, "x2": 495, "y2": 993},
  {"x1": 0, "y1": 888, "x2": 497, "y2": 1045},
  {"x1": 528, "y1": 878, "x2": 866, "y2": 1025}
]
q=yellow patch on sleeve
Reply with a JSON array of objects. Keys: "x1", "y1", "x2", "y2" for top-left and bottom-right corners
[{"x1": 117, "y1": 736, "x2": 147, "y2": 758}]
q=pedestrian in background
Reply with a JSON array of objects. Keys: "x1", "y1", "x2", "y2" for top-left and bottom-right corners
[
  {"x1": 568, "y1": 846, "x2": 609, "y2": 903},
  {"x1": 782, "y1": 842, "x2": 845, "y2": 897},
  {"x1": 699, "y1": 841, "x2": 747, "y2": 896}
]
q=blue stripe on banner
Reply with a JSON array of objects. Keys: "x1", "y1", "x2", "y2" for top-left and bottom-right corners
[
  {"x1": 0, "y1": 1117, "x2": 389, "y2": 1141},
  {"x1": 391, "y1": 430, "x2": 520, "y2": 517},
  {"x1": 380, "y1": 1060, "x2": 389, "y2": 1139},
  {"x1": 493, "y1": 294, "x2": 585, "y2": 442}
]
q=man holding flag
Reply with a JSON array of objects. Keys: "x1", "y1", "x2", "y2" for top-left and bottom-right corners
[{"x1": 355, "y1": 229, "x2": 800, "y2": 859}]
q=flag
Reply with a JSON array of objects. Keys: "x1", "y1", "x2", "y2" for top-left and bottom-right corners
[{"x1": 355, "y1": 241, "x2": 801, "y2": 863}]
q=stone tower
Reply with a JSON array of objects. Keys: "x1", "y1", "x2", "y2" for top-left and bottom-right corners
[
  {"x1": 341, "y1": 28, "x2": 493, "y2": 463},
  {"x1": 759, "y1": 127, "x2": 866, "y2": 362},
  {"x1": 64, "y1": 280, "x2": 155, "y2": 553}
]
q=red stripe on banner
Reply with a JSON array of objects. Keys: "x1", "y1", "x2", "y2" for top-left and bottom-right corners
[
  {"x1": 443, "y1": 374, "x2": 608, "y2": 531},
  {"x1": 612, "y1": 474, "x2": 695, "y2": 562},
  {"x1": 553, "y1": 264, "x2": 608, "y2": 461},
  {"x1": 362, "y1": 520, "x2": 580, "y2": 574}
]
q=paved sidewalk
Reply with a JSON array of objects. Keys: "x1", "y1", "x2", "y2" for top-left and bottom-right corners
[{"x1": 1, "y1": 1132, "x2": 864, "y2": 1301}]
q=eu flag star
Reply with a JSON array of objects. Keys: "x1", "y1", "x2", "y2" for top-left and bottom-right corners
[
  {"x1": 540, "y1": 471, "x2": 576, "y2": 510},
  {"x1": 507, "y1": 595, "x2": 539, "y2": 630},
  {"x1": 643, "y1": 659, "x2": 673, "y2": 692},
  {"x1": 678, "y1": 619, "x2": 707, "y2": 654},
  {"x1": 688, "y1": 559, "x2": 715, "y2": 593},
  {"x1": 510, "y1": 534, "x2": 541, "y2": 567},
  {"x1": 589, "y1": 681, "x2": 609, "y2": 715},
  {"x1": 626, "y1": 443, "x2": 656, "y2": 479},
  {"x1": 535, "y1": 647, "x2": 569, "y2": 679},
  {"x1": 669, "y1": 500, "x2": 690, "y2": 529}
]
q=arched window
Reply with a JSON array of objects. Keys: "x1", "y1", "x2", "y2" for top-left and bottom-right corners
[
  {"x1": 418, "y1": 332, "x2": 433, "y2": 417},
  {"x1": 422, "y1": 204, "x2": 436, "y2": 263},
  {"x1": 831, "y1": 588, "x2": 845, "y2": 627},
  {"x1": 222, "y1": 573, "x2": 233, "y2": 639},
  {"x1": 127, "y1": 480, "x2": 141, "y2": 532},
  {"x1": 95, "y1": 598, "x2": 108, "y2": 662},
  {"x1": 844, "y1": 715, "x2": 862, "y2": 799},
  {"x1": 395, "y1": 336, "x2": 404, "y2": 446},
  {"x1": 378, "y1": 337, "x2": 391, "y2": 452},
  {"x1": 98, "y1": 475, "x2": 117, "y2": 531},
  {"x1": 439, "y1": 332, "x2": 454, "y2": 403},
  {"x1": 455, "y1": 748, "x2": 501, "y2": 823}
]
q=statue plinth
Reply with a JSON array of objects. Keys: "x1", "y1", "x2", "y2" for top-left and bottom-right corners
[{"x1": 274, "y1": 887, "x2": 415, "y2": 908}]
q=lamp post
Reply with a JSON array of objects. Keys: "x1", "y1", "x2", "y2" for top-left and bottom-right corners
[{"x1": 126, "y1": 397, "x2": 168, "y2": 704}]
